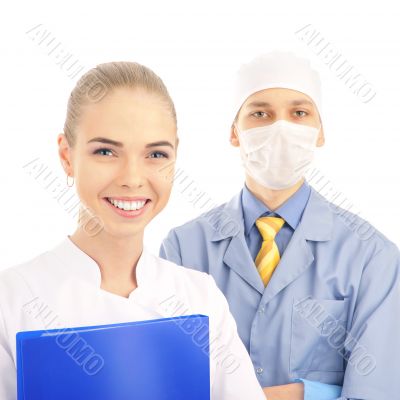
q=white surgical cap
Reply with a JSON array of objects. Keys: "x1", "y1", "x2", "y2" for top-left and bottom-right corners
[{"x1": 231, "y1": 51, "x2": 322, "y2": 124}]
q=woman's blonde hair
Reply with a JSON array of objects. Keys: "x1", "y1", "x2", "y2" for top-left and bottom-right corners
[{"x1": 63, "y1": 61, "x2": 177, "y2": 147}]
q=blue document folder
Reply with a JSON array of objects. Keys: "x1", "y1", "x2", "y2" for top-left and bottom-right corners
[{"x1": 17, "y1": 314, "x2": 210, "y2": 400}]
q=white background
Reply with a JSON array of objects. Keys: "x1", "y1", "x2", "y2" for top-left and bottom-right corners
[{"x1": 1, "y1": 0, "x2": 399, "y2": 269}]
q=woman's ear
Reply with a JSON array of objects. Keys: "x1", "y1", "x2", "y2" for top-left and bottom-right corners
[
  {"x1": 57, "y1": 133, "x2": 74, "y2": 175},
  {"x1": 230, "y1": 124, "x2": 240, "y2": 147}
]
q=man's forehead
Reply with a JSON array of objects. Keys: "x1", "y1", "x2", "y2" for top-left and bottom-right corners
[{"x1": 244, "y1": 88, "x2": 316, "y2": 108}]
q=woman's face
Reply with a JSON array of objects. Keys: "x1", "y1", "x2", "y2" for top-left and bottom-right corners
[{"x1": 58, "y1": 87, "x2": 178, "y2": 239}]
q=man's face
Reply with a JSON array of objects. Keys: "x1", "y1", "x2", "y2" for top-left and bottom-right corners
[{"x1": 230, "y1": 87, "x2": 324, "y2": 147}]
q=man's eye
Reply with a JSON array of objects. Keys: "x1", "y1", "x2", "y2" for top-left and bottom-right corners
[
  {"x1": 295, "y1": 110, "x2": 308, "y2": 117},
  {"x1": 149, "y1": 151, "x2": 169, "y2": 159},
  {"x1": 252, "y1": 111, "x2": 268, "y2": 118},
  {"x1": 93, "y1": 148, "x2": 114, "y2": 156}
]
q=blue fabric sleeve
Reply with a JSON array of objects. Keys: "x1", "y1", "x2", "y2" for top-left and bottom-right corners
[{"x1": 292, "y1": 379, "x2": 342, "y2": 400}]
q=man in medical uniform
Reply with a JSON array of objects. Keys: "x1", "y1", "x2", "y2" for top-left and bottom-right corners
[{"x1": 160, "y1": 51, "x2": 400, "y2": 399}]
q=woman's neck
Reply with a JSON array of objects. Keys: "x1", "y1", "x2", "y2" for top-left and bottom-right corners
[{"x1": 69, "y1": 227, "x2": 144, "y2": 298}]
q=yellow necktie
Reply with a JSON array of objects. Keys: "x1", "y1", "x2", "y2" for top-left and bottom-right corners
[{"x1": 255, "y1": 216, "x2": 285, "y2": 286}]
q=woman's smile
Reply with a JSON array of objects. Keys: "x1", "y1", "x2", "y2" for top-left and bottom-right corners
[{"x1": 103, "y1": 196, "x2": 152, "y2": 219}]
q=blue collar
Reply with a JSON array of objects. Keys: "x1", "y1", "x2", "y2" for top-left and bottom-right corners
[
  {"x1": 241, "y1": 180, "x2": 311, "y2": 235},
  {"x1": 207, "y1": 184, "x2": 333, "y2": 242}
]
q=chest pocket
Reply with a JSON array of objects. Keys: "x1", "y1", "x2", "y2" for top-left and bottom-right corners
[{"x1": 290, "y1": 297, "x2": 349, "y2": 377}]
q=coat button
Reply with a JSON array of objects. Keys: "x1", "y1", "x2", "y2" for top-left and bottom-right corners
[
  {"x1": 256, "y1": 367, "x2": 263, "y2": 374},
  {"x1": 258, "y1": 307, "x2": 265, "y2": 314}
]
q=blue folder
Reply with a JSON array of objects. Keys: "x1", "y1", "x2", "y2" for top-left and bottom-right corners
[{"x1": 17, "y1": 314, "x2": 210, "y2": 400}]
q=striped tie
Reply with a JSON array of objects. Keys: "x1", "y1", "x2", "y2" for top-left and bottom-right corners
[{"x1": 255, "y1": 216, "x2": 285, "y2": 286}]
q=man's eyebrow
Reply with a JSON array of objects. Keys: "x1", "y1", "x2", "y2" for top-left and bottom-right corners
[
  {"x1": 245, "y1": 101, "x2": 272, "y2": 108},
  {"x1": 289, "y1": 99, "x2": 314, "y2": 107},
  {"x1": 87, "y1": 137, "x2": 174, "y2": 149}
]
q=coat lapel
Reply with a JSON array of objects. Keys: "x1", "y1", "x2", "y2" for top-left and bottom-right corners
[
  {"x1": 211, "y1": 186, "x2": 335, "y2": 302},
  {"x1": 261, "y1": 224, "x2": 314, "y2": 304},
  {"x1": 222, "y1": 234, "x2": 265, "y2": 295},
  {"x1": 209, "y1": 191, "x2": 264, "y2": 294},
  {"x1": 262, "y1": 187, "x2": 334, "y2": 304}
]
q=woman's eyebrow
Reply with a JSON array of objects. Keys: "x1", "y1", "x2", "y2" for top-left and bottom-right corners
[
  {"x1": 87, "y1": 137, "x2": 123, "y2": 147},
  {"x1": 87, "y1": 137, "x2": 174, "y2": 149},
  {"x1": 146, "y1": 141, "x2": 174, "y2": 149}
]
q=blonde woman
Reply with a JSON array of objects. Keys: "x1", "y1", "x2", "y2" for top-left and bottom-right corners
[{"x1": 0, "y1": 62, "x2": 266, "y2": 399}]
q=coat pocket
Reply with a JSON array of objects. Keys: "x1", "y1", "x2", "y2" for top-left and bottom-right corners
[{"x1": 290, "y1": 297, "x2": 349, "y2": 375}]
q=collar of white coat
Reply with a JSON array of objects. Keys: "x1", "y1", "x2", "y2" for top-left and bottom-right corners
[
  {"x1": 208, "y1": 183, "x2": 334, "y2": 242},
  {"x1": 50, "y1": 236, "x2": 156, "y2": 288}
]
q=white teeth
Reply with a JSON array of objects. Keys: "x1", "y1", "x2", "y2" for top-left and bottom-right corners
[{"x1": 108, "y1": 198, "x2": 146, "y2": 211}]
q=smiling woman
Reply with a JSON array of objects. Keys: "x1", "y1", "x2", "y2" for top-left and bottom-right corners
[
  {"x1": 0, "y1": 61, "x2": 267, "y2": 400},
  {"x1": 59, "y1": 62, "x2": 178, "y2": 248}
]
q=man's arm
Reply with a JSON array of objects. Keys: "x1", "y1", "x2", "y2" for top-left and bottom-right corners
[
  {"x1": 262, "y1": 241, "x2": 400, "y2": 400},
  {"x1": 333, "y1": 241, "x2": 400, "y2": 399},
  {"x1": 262, "y1": 380, "x2": 343, "y2": 400},
  {"x1": 263, "y1": 383, "x2": 304, "y2": 400}
]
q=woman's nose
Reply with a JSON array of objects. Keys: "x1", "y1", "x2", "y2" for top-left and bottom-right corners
[{"x1": 117, "y1": 158, "x2": 146, "y2": 188}]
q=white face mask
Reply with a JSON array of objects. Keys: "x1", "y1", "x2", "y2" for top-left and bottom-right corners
[{"x1": 236, "y1": 119, "x2": 320, "y2": 190}]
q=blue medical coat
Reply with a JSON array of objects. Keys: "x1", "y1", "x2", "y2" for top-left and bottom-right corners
[{"x1": 160, "y1": 185, "x2": 400, "y2": 399}]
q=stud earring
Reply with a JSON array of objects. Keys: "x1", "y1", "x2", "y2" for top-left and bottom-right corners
[{"x1": 66, "y1": 175, "x2": 74, "y2": 187}]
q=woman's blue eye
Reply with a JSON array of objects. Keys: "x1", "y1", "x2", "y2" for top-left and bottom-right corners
[
  {"x1": 94, "y1": 148, "x2": 114, "y2": 156},
  {"x1": 149, "y1": 151, "x2": 169, "y2": 159}
]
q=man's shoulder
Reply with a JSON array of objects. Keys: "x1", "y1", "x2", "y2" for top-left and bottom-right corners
[
  {"x1": 166, "y1": 198, "x2": 240, "y2": 239},
  {"x1": 311, "y1": 186, "x2": 399, "y2": 256}
]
